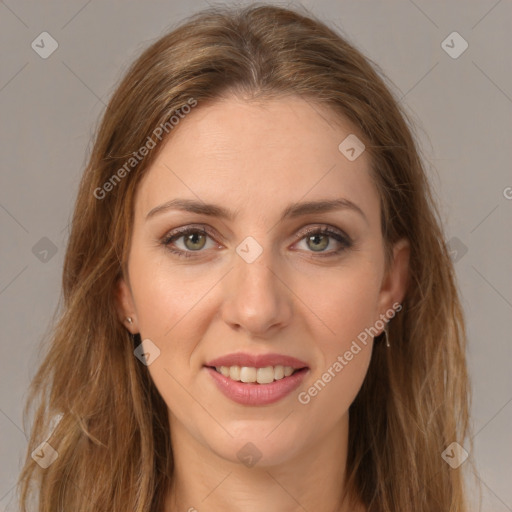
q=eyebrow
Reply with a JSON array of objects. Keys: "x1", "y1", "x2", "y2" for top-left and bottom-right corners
[{"x1": 145, "y1": 197, "x2": 368, "y2": 224}]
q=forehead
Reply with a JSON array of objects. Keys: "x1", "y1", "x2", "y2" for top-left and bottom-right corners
[{"x1": 135, "y1": 95, "x2": 380, "y2": 223}]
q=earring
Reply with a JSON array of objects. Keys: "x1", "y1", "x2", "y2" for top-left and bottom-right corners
[
  {"x1": 126, "y1": 317, "x2": 133, "y2": 324},
  {"x1": 381, "y1": 323, "x2": 390, "y2": 348}
]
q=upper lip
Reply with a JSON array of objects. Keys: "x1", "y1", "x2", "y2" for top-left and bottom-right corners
[{"x1": 205, "y1": 352, "x2": 309, "y2": 369}]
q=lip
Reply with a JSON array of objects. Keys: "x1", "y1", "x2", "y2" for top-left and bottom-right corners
[
  {"x1": 205, "y1": 366, "x2": 309, "y2": 406},
  {"x1": 204, "y1": 352, "x2": 310, "y2": 406},
  {"x1": 205, "y1": 352, "x2": 309, "y2": 369}
]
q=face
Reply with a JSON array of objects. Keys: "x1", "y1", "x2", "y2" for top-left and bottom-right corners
[{"x1": 116, "y1": 95, "x2": 409, "y2": 467}]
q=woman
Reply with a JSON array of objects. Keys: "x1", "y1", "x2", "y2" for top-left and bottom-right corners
[{"x1": 17, "y1": 4, "x2": 475, "y2": 511}]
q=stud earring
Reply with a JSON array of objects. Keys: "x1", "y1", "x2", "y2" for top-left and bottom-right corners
[{"x1": 126, "y1": 317, "x2": 133, "y2": 324}]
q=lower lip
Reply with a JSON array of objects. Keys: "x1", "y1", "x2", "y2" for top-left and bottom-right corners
[{"x1": 205, "y1": 367, "x2": 309, "y2": 406}]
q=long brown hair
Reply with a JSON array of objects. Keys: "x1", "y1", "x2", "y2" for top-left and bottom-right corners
[{"x1": 17, "y1": 4, "x2": 476, "y2": 511}]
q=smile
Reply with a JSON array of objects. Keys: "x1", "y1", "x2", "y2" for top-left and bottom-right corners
[
  {"x1": 212, "y1": 365, "x2": 300, "y2": 384},
  {"x1": 203, "y1": 352, "x2": 310, "y2": 405}
]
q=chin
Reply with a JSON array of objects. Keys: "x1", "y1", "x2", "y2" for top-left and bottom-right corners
[{"x1": 205, "y1": 421, "x2": 308, "y2": 468}]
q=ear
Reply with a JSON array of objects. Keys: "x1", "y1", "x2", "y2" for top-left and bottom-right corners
[
  {"x1": 114, "y1": 276, "x2": 138, "y2": 334},
  {"x1": 377, "y1": 238, "x2": 410, "y2": 317}
]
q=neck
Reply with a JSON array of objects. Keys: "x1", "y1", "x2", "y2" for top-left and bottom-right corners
[{"x1": 163, "y1": 411, "x2": 365, "y2": 512}]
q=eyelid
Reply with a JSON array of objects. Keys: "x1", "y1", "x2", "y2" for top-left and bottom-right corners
[
  {"x1": 163, "y1": 223, "x2": 350, "y2": 241},
  {"x1": 293, "y1": 223, "x2": 351, "y2": 242}
]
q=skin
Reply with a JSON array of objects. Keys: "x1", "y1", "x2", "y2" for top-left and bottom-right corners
[{"x1": 116, "y1": 95, "x2": 409, "y2": 512}]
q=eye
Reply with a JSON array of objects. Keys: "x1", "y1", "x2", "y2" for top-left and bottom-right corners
[
  {"x1": 161, "y1": 224, "x2": 352, "y2": 259},
  {"x1": 293, "y1": 225, "x2": 352, "y2": 257},
  {"x1": 161, "y1": 226, "x2": 219, "y2": 258}
]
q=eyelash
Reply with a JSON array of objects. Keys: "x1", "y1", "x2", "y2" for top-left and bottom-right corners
[{"x1": 161, "y1": 224, "x2": 352, "y2": 260}]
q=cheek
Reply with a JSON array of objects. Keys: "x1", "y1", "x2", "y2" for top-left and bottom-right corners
[
  {"x1": 294, "y1": 272, "x2": 378, "y2": 417},
  {"x1": 128, "y1": 246, "x2": 220, "y2": 342},
  {"x1": 126, "y1": 251, "x2": 214, "y2": 408},
  {"x1": 298, "y1": 262, "x2": 383, "y2": 347},
  {"x1": 127, "y1": 253, "x2": 212, "y2": 429},
  {"x1": 293, "y1": 262, "x2": 381, "y2": 406}
]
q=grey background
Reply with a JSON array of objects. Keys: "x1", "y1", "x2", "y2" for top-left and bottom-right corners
[{"x1": 1, "y1": 0, "x2": 511, "y2": 510}]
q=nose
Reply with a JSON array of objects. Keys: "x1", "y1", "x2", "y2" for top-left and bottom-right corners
[{"x1": 221, "y1": 249, "x2": 293, "y2": 338}]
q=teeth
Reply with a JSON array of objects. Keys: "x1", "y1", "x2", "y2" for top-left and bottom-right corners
[
  {"x1": 256, "y1": 366, "x2": 274, "y2": 384},
  {"x1": 274, "y1": 365, "x2": 284, "y2": 380},
  {"x1": 214, "y1": 365, "x2": 299, "y2": 383},
  {"x1": 229, "y1": 366, "x2": 240, "y2": 380},
  {"x1": 240, "y1": 366, "x2": 257, "y2": 383}
]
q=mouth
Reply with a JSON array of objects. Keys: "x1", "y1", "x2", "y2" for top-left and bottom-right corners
[
  {"x1": 203, "y1": 353, "x2": 310, "y2": 405},
  {"x1": 206, "y1": 364, "x2": 307, "y2": 384}
]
